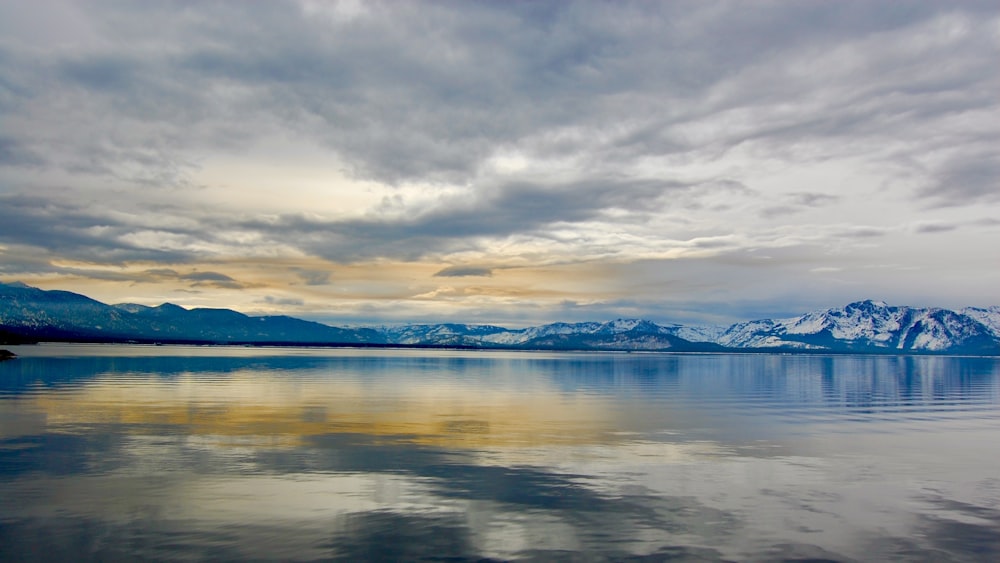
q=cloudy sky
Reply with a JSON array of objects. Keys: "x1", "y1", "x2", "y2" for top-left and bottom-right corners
[{"x1": 1, "y1": 0, "x2": 998, "y2": 327}]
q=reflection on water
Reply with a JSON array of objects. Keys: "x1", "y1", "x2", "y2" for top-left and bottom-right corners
[{"x1": 2, "y1": 345, "x2": 999, "y2": 561}]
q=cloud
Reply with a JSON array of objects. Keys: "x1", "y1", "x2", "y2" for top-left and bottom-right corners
[
  {"x1": 0, "y1": 192, "x2": 234, "y2": 265},
  {"x1": 1, "y1": 1, "x2": 999, "y2": 322},
  {"x1": 294, "y1": 269, "x2": 332, "y2": 286},
  {"x1": 262, "y1": 295, "x2": 305, "y2": 307},
  {"x1": 180, "y1": 271, "x2": 236, "y2": 283},
  {"x1": 790, "y1": 193, "x2": 839, "y2": 207},
  {"x1": 144, "y1": 268, "x2": 180, "y2": 278},
  {"x1": 837, "y1": 226, "x2": 890, "y2": 239},
  {"x1": 4, "y1": 2, "x2": 997, "y2": 193},
  {"x1": 920, "y1": 149, "x2": 1000, "y2": 206},
  {"x1": 0, "y1": 194, "x2": 186, "y2": 263},
  {"x1": 759, "y1": 206, "x2": 798, "y2": 219},
  {"x1": 434, "y1": 266, "x2": 494, "y2": 278},
  {"x1": 180, "y1": 271, "x2": 245, "y2": 290},
  {"x1": 237, "y1": 176, "x2": 686, "y2": 262},
  {"x1": 915, "y1": 223, "x2": 957, "y2": 234},
  {"x1": 2, "y1": 1, "x2": 992, "y2": 191},
  {"x1": 0, "y1": 137, "x2": 45, "y2": 167}
]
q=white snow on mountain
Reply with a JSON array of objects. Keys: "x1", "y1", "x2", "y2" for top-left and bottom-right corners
[
  {"x1": 482, "y1": 320, "x2": 656, "y2": 345},
  {"x1": 715, "y1": 300, "x2": 997, "y2": 352},
  {"x1": 715, "y1": 319, "x2": 782, "y2": 348},
  {"x1": 382, "y1": 318, "x2": 703, "y2": 348},
  {"x1": 382, "y1": 323, "x2": 510, "y2": 345},
  {"x1": 372, "y1": 302, "x2": 1000, "y2": 353},
  {"x1": 668, "y1": 325, "x2": 728, "y2": 343},
  {"x1": 962, "y1": 306, "x2": 1000, "y2": 338}
]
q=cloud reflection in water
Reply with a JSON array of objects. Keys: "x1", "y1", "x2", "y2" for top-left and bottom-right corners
[{"x1": 1, "y1": 346, "x2": 999, "y2": 561}]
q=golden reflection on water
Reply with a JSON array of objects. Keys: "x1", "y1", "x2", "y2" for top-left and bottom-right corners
[
  {"x1": 26, "y1": 372, "x2": 621, "y2": 449},
  {"x1": 7, "y1": 349, "x2": 999, "y2": 561}
]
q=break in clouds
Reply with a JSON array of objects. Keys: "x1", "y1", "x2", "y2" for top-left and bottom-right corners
[{"x1": 0, "y1": 0, "x2": 999, "y2": 324}]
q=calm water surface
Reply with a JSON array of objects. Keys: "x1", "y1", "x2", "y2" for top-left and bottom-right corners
[{"x1": 1, "y1": 345, "x2": 999, "y2": 561}]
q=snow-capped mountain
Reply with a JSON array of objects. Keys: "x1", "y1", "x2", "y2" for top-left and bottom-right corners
[
  {"x1": 382, "y1": 323, "x2": 511, "y2": 347},
  {"x1": 961, "y1": 306, "x2": 1000, "y2": 339},
  {"x1": 378, "y1": 319, "x2": 719, "y2": 351},
  {"x1": 3, "y1": 282, "x2": 999, "y2": 354},
  {"x1": 715, "y1": 300, "x2": 999, "y2": 353},
  {"x1": 485, "y1": 319, "x2": 715, "y2": 351},
  {"x1": 373, "y1": 301, "x2": 1000, "y2": 354}
]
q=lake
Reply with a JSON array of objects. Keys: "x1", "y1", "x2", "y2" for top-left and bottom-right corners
[{"x1": 1, "y1": 345, "x2": 999, "y2": 561}]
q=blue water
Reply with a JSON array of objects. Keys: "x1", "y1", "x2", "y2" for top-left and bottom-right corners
[{"x1": 1, "y1": 345, "x2": 999, "y2": 561}]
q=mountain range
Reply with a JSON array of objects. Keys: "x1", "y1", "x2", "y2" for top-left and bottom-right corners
[{"x1": 2, "y1": 281, "x2": 999, "y2": 355}]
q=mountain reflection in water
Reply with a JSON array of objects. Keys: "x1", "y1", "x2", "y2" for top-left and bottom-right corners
[{"x1": 1, "y1": 345, "x2": 999, "y2": 561}]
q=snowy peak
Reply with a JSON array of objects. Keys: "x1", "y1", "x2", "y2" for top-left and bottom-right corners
[
  {"x1": 597, "y1": 319, "x2": 661, "y2": 333},
  {"x1": 904, "y1": 308, "x2": 995, "y2": 352},
  {"x1": 383, "y1": 323, "x2": 511, "y2": 346},
  {"x1": 846, "y1": 299, "x2": 889, "y2": 311},
  {"x1": 719, "y1": 301, "x2": 999, "y2": 353},
  {"x1": 380, "y1": 318, "x2": 718, "y2": 351},
  {"x1": 783, "y1": 300, "x2": 903, "y2": 340},
  {"x1": 961, "y1": 306, "x2": 1000, "y2": 338}
]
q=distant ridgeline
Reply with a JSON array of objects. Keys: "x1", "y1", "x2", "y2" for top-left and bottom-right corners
[{"x1": 2, "y1": 282, "x2": 999, "y2": 354}]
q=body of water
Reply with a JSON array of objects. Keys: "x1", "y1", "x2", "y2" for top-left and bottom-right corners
[{"x1": 2, "y1": 345, "x2": 999, "y2": 561}]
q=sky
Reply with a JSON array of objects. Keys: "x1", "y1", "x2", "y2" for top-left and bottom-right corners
[{"x1": 1, "y1": 0, "x2": 999, "y2": 327}]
